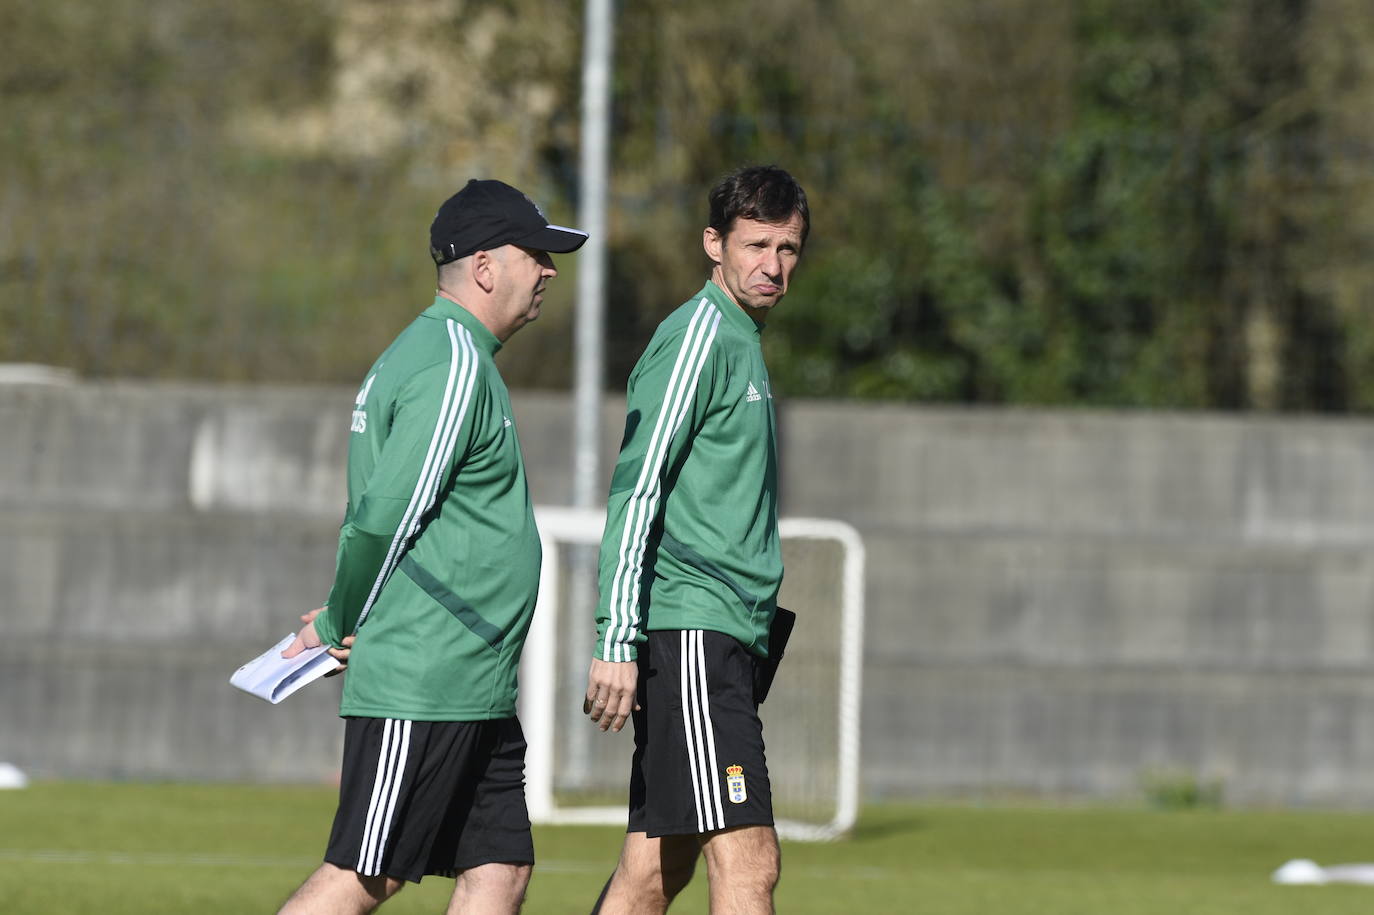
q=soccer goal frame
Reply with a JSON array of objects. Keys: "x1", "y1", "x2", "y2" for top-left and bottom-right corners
[{"x1": 520, "y1": 506, "x2": 866, "y2": 841}]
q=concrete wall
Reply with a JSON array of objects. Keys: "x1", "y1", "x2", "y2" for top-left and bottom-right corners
[{"x1": 6, "y1": 378, "x2": 1374, "y2": 806}]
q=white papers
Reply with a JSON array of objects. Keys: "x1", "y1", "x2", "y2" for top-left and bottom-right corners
[{"x1": 230, "y1": 633, "x2": 338, "y2": 704}]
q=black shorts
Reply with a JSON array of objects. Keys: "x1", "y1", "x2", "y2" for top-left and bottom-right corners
[
  {"x1": 627, "y1": 629, "x2": 774, "y2": 838},
  {"x1": 323, "y1": 716, "x2": 533, "y2": 883}
]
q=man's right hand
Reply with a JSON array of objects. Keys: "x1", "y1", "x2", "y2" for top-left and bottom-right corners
[
  {"x1": 283, "y1": 607, "x2": 352, "y2": 676},
  {"x1": 584, "y1": 658, "x2": 639, "y2": 733}
]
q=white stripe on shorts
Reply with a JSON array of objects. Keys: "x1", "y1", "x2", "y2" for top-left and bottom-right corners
[
  {"x1": 357, "y1": 719, "x2": 413, "y2": 876},
  {"x1": 680, "y1": 630, "x2": 725, "y2": 833}
]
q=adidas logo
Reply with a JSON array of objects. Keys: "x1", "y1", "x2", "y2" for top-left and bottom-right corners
[
  {"x1": 503, "y1": 415, "x2": 513, "y2": 428},
  {"x1": 745, "y1": 382, "x2": 762, "y2": 403},
  {"x1": 351, "y1": 373, "x2": 377, "y2": 433}
]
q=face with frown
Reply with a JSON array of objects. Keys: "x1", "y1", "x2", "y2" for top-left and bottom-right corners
[{"x1": 702, "y1": 212, "x2": 806, "y2": 323}]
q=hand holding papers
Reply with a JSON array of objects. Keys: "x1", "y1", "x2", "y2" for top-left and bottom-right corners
[{"x1": 230, "y1": 633, "x2": 338, "y2": 704}]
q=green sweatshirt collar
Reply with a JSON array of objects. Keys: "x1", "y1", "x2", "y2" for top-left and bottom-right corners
[
  {"x1": 423, "y1": 294, "x2": 503, "y2": 355},
  {"x1": 700, "y1": 280, "x2": 766, "y2": 337}
]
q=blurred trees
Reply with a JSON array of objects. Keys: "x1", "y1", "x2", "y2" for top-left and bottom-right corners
[
  {"x1": 3, "y1": 0, "x2": 1374, "y2": 409},
  {"x1": 0, "y1": 0, "x2": 579, "y2": 382}
]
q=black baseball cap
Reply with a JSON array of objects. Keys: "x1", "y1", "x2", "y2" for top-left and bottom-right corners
[{"x1": 429, "y1": 179, "x2": 589, "y2": 265}]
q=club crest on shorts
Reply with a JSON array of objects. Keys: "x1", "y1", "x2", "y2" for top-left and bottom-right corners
[{"x1": 725, "y1": 764, "x2": 747, "y2": 804}]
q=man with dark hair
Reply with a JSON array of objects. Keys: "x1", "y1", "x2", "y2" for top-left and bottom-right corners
[
  {"x1": 276, "y1": 179, "x2": 586, "y2": 915},
  {"x1": 582, "y1": 165, "x2": 809, "y2": 914}
]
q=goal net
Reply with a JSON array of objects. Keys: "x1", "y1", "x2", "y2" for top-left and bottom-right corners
[{"x1": 520, "y1": 507, "x2": 865, "y2": 841}]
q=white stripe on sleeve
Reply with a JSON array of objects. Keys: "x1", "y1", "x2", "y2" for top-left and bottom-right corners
[
  {"x1": 602, "y1": 302, "x2": 722, "y2": 660},
  {"x1": 354, "y1": 321, "x2": 478, "y2": 631}
]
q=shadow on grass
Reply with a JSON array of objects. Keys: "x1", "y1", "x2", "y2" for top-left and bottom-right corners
[{"x1": 848, "y1": 813, "x2": 925, "y2": 842}]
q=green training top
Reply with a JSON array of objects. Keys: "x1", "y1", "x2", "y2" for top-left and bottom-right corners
[
  {"x1": 313, "y1": 295, "x2": 541, "y2": 720},
  {"x1": 595, "y1": 280, "x2": 783, "y2": 662}
]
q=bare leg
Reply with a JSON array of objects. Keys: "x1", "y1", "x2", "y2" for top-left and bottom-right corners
[
  {"x1": 593, "y1": 831, "x2": 700, "y2": 915},
  {"x1": 446, "y1": 862, "x2": 532, "y2": 915},
  {"x1": 700, "y1": 825, "x2": 779, "y2": 915},
  {"x1": 278, "y1": 862, "x2": 405, "y2": 915}
]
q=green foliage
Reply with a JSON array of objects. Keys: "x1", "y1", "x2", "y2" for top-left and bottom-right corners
[
  {"x1": 4, "y1": 0, "x2": 1374, "y2": 407},
  {"x1": 605, "y1": 0, "x2": 1374, "y2": 408},
  {"x1": 1141, "y1": 767, "x2": 1227, "y2": 810}
]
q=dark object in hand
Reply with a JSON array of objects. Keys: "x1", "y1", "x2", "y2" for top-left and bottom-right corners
[{"x1": 753, "y1": 607, "x2": 796, "y2": 705}]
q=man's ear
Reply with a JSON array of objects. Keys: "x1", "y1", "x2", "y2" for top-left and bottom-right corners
[
  {"x1": 471, "y1": 249, "x2": 498, "y2": 293},
  {"x1": 703, "y1": 226, "x2": 723, "y2": 265}
]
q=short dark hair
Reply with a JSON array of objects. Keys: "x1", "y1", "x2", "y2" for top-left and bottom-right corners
[{"x1": 707, "y1": 165, "x2": 810, "y2": 247}]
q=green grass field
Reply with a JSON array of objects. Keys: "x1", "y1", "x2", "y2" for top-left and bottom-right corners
[{"x1": 3, "y1": 782, "x2": 1374, "y2": 913}]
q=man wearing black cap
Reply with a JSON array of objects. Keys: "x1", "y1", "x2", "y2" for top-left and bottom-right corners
[{"x1": 276, "y1": 179, "x2": 586, "y2": 915}]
